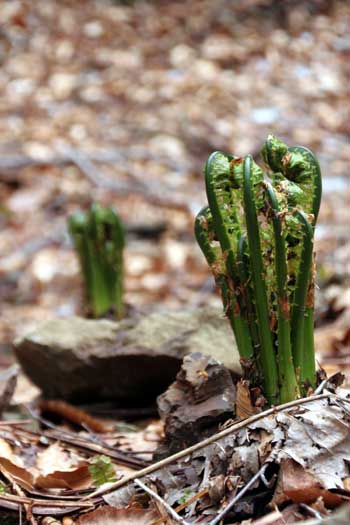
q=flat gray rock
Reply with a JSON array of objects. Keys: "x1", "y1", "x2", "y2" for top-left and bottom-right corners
[{"x1": 13, "y1": 307, "x2": 241, "y2": 404}]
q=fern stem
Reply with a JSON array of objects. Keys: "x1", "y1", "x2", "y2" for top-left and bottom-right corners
[
  {"x1": 243, "y1": 156, "x2": 279, "y2": 404},
  {"x1": 195, "y1": 207, "x2": 253, "y2": 359},
  {"x1": 291, "y1": 210, "x2": 314, "y2": 387},
  {"x1": 266, "y1": 183, "x2": 299, "y2": 402}
]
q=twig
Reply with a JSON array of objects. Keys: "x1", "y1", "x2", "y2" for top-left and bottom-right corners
[
  {"x1": 0, "y1": 493, "x2": 95, "y2": 508},
  {"x1": 24, "y1": 405, "x2": 147, "y2": 469},
  {"x1": 56, "y1": 143, "x2": 140, "y2": 192},
  {"x1": 0, "y1": 465, "x2": 38, "y2": 525},
  {"x1": 0, "y1": 146, "x2": 188, "y2": 173},
  {"x1": 175, "y1": 488, "x2": 209, "y2": 514},
  {"x1": 0, "y1": 419, "x2": 33, "y2": 426},
  {"x1": 134, "y1": 478, "x2": 190, "y2": 525},
  {"x1": 313, "y1": 379, "x2": 330, "y2": 395},
  {"x1": 39, "y1": 399, "x2": 110, "y2": 433},
  {"x1": 208, "y1": 459, "x2": 272, "y2": 525},
  {"x1": 149, "y1": 489, "x2": 209, "y2": 525},
  {"x1": 300, "y1": 503, "x2": 325, "y2": 520},
  {"x1": 260, "y1": 469, "x2": 277, "y2": 488},
  {"x1": 83, "y1": 393, "x2": 347, "y2": 500}
]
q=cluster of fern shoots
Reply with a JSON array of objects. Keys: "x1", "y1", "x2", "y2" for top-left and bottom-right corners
[
  {"x1": 195, "y1": 135, "x2": 322, "y2": 405},
  {"x1": 68, "y1": 204, "x2": 125, "y2": 319}
]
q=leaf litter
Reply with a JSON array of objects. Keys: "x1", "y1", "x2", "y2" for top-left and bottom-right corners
[
  {"x1": 0, "y1": 0, "x2": 349, "y2": 523},
  {"x1": 0, "y1": 377, "x2": 349, "y2": 523},
  {"x1": 81, "y1": 393, "x2": 350, "y2": 524}
]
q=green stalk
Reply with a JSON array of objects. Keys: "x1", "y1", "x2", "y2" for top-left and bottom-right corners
[
  {"x1": 243, "y1": 156, "x2": 279, "y2": 404},
  {"x1": 88, "y1": 204, "x2": 115, "y2": 317},
  {"x1": 204, "y1": 153, "x2": 253, "y2": 359},
  {"x1": 86, "y1": 237, "x2": 111, "y2": 317},
  {"x1": 68, "y1": 212, "x2": 91, "y2": 296},
  {"x1": 290, "y1": 210, "x2": 314, "y2": 389},
  {"x1": 69, "y1": 204, "x2": 125, "y2": 319},
  {"x1": 237, "y1": 234, "x2": 260, "y2": 353},
  {"x1": 302, "y1": 300, "x2": 316, "y2": 389},
  {"x1": 194, "y1": 206, "x2": 227, "y2": 300},
  {"x1": 195, "y1": 136, "x2": 321, "y2": 405},
  {"x1": 265, "y1": 138, "x2": 321, "y2": 392},
  {"x1": 195, "y1": 207, "x2": 253, "y2": 359},
  {"x1": 287, "y1": 146, "x2": 321, "y2": 391},
  {"x1": 103, "y1": 208, "x2": 125, "y2": 319},
  {"x1": 68, "y1": 213, "x2": 106, "y2": 316},
  {"x1": 265, "y1": 183, "x2": 299, "y2": 402}
]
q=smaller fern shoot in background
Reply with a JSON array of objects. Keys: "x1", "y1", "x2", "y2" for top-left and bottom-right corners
[{"x1": 68, "y1": 204, "x2": 125, "y2": 319}]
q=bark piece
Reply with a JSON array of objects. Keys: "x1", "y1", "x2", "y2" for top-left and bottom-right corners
[{"x1": 157, "y1": 352, "x2": 236, "y2": 453}]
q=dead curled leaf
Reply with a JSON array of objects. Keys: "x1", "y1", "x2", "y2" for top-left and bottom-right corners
[
  {"x1": 0, "y1": 456, "x2": 34, "y2": 491},
  {"x1": 276, "y1": 397, "x2": 350, "y2": 490},
  {"x1": 0, "y1": 439, "x2": 92, "y2": 491},
  {"x1": 35, "y1": 464, "x2": 92, "y2": 490},
  {"x1": 272, "y1": 459, "x2": 346, "y2": 508},
  {"x1": 76, "y1": 503, "x2": 163, "y2": 525},
  {"x1": 236, "y1": 379, "x2": 260, "y2": 419}
]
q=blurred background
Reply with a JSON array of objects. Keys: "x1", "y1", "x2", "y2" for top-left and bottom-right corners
[{"x1": 0, "y1": 0, "x2": 349, "y2": 373}]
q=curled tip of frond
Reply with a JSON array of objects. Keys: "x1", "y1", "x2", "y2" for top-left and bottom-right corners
[
  {"x1": 282, "y1": 150, "x2": 311, "y2": 182},
  {"x1": 261, "y1": 134, "x2": 288, "y2": 172}
]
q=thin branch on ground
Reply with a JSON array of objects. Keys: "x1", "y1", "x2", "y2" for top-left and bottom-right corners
[
  {"x1": 0, "y1": 465, "x2": 38, "y2": 525},
  {"x1": 0, "y1": 493, "x2": 95, "y2": 508},
  {"x1": 83, "y1": 392, "x2": 347, "y2": 500},
  {"x1": 300, "y1": 503, "x2": 325, "y2": 520},
  {"x1": 24, "y1": 405, "x2": 147, "y2": 468},
  {"x1": 134, "y1": 478, "x2": 190, "y2": 525},
  {"x1": 208, "y1": 458, "x2": 274, "y2": 525}
]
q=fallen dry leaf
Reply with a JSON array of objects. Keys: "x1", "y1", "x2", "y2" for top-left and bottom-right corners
[
  {"x1": 35, "y1": 463, "x2": 92, "y2": 490},
  {"x1": 37, "y1": 441, "x2": 74, "y2": 476},
  {"x1": 272, "y1": 459, "x2": 346, "y2": 508},
  {"x1": 0, "y1": 438, "x2": 93, "y2": 491},
  {"x1": 278, "y1": 397, "x2": 350, "y2": 490},
  {"x1": 0, "y1": 456, "x2": 34, "y2": 491},
  {"x1": 236, "y1": 379, "x2": 260, "y2": 419}
]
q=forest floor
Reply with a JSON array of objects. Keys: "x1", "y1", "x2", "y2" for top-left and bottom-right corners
[
  {"x1": 0, "y1": 0, "x2": 349, "y2": 523},
  {"x1": 0, "y1": 0, "x2": 349, "y2": 379}
]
